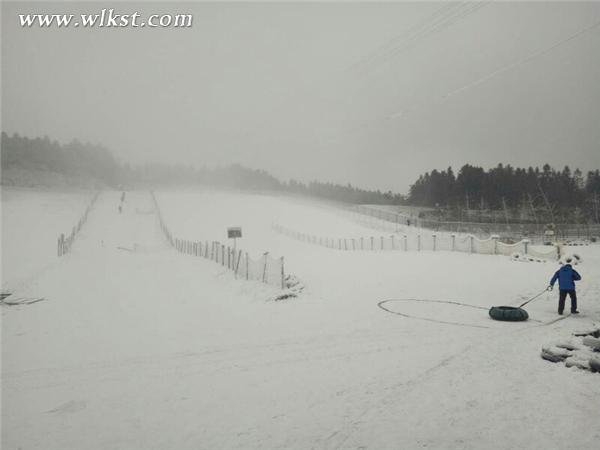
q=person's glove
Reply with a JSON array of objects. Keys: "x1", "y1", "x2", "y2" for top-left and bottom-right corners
[{"x1": 547, "y1": 285, "x2": 553, "y2": 291}]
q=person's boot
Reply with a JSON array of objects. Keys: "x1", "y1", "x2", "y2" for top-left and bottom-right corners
[
  {"x1": 571, "y1": 310, "x2": 579, "y2": 314},
  {"x1": 558, "y1": 310, "x2": 563, "y2": 315}
]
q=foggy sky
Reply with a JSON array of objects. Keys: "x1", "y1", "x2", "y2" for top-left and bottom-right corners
[{"x1": 2, "y1": 1, "x2": 600, "y2": 193}]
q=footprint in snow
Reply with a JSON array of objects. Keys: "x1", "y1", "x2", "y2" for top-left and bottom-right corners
[{"x1": 46, "y1": 400, "x2": 87, "y2": 414}]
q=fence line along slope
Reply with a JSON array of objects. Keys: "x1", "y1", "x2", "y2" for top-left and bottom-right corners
[
  {"x1": 1, "y1": 187, "x2": 99, "y2": 294},
  {"x1": 57, "y1": 191, "x2": 100, "y2": 256},
  {"x1": 151, "y1": 191, "x2": 286, "y2": 289},
  {"x1": 272, "y1": 222, "x2": 558, "y2": 260}
]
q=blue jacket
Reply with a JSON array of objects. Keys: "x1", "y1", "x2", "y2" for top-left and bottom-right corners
[{"x1": 550, "y1": 265, "x2": 581, "y2": 291}]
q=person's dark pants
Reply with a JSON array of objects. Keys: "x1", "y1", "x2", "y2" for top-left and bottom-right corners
[{"x1": 558, "y1": 290, "x2": 577, "y2": 314}]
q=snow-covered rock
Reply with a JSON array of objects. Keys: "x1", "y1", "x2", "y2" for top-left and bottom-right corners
[{"x1": 541, "y1": 329, "x2": 600, "y2": 373}]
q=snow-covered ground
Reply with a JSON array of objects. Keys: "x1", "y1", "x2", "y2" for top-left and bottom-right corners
[
  {"x1": 1, "y1": 186, "x2": 94, "y2": 292},
  {"x1": 2, "y1": 189, "x2": 599, "y2": 450},
  {"x1": 154, "y1": 189, "x2": 379, "y2": 258}
]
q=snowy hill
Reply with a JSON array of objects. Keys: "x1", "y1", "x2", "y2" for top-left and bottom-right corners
[{"x1": 2, "y1": 188, "x2": 599, "y2": 450}]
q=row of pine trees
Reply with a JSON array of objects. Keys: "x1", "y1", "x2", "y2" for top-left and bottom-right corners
[
  {"x1": 408, "y1": 164, "x2": 600, "y2": 223},
  {"x1": 2, "y1": 132, "x2": 599, "y2": 222}
]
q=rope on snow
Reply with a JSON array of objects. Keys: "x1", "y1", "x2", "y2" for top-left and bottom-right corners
[{"x1": 377, "y1": 299, "x2": 492, "y2": 329}]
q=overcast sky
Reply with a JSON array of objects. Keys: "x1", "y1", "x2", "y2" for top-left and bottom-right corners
[{"x1": 3, "y1": 1, "x2": 600, "y2": 192}]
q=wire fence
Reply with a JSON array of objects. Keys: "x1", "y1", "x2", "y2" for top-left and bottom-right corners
[
  {"x1": 348, "y1": 204, "x2": 600, "y2": 244},
  {"x1": 151, "y1": 192, "x2": 285, "y2": 289},
  {"x1": 57, "y1": 191, "x2": 100, "y2": 256},
  {"x1": 272, "y1": 223, "x2": 559, "y2": 260}
]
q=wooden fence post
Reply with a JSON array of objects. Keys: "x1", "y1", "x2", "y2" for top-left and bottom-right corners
[
  {"x1": 280, "y1": 256, "x2": 285, "y2": 290},
  {"x1": 235, "y1": 250, "x2": 242, "y2": 278},
  {"x1": 262, "y1": 253, "x2": 269, "y2": 283}
]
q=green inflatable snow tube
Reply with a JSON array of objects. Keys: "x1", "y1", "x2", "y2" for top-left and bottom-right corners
[{"x1": 489, "y1": 306, "x2": 529, "y2": 322}]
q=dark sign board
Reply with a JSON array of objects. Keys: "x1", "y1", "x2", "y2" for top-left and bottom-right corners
[{"x1": 227, "y1": 227, "x2": 242, "y2": 239}]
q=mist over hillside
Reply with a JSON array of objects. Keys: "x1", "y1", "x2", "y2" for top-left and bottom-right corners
[
  {"x1": 3, "y1": 132, "x2": 600, "y2": 224},
  {"x1": 0, "y1": 132, "x2": 405, "y2": 205}
]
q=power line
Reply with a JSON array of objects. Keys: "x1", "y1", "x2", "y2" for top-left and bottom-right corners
[
  {"x1": 347, "y1": 2, "x2": 465, "y2": 73},
  {"x1": 255, "y1": 2, "x2": 489, "y2": 132},
  {"x1": 442, "y1": 18, "x2": 600, "y2": 100},
  {"x1": 317, "y1": 15, "x2": 600, "y2": 147},
  {"x1": 372, "y1": 1, "x2": 488, "y2": 73},
  {"x1": 352, "y1": 1, "x2": 489, "y2": 76}
]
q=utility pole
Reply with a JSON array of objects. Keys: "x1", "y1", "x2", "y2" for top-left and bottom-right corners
[
  {"x1": 537, "y1": 180, "x2": 555, "y2": 224},
  {"x1": 528, "y1": 193, "x2": 539, "y2": 225},
  {"x1": 480, "y1": 196, "x2": 484, "y2": 222},
  {"x1": 502, "y1": 197, "x2": 510, "y2": 226}
]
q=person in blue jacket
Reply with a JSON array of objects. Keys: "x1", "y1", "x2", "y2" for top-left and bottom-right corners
[{"x1": 548, "y1": 257, "x2": 582, "y2": 315}]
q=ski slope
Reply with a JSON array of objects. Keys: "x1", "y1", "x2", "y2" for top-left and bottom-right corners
[
  {"x1": 2, "y1": 189, "x2": 600, "y2": 450},
  {"x1": 154, "y1": 189, "x2": 378, "y2": 257},
  {"x1": 1, "y1": 186, "x2": 94, "y2": 292}
]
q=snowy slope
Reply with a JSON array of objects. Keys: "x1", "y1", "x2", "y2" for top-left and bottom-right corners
[
  {"x1": 1, "y1": 186, "x2": 94, "y2": 292},
  {"x1": 154, "y1": 189, "x2": 379, "y2": 256},
  {"x1": 2, "y1": 189, "x2": 599, "y2": 450}
]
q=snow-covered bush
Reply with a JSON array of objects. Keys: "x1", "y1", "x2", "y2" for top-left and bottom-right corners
[
  {"x1": 269, "y1": 274, "x2": 305, "y2": 301},
  {"x1": 510, "y1": 252, "x2": 545, "y2": 263},
  {"x1": 559, "y1": 253, "x2": 583, "y2": 266}
]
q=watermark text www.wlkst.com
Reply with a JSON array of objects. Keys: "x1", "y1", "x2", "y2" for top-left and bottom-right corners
[{"x1": 19, "y1": 9, "x2": 193, "y2": 28}]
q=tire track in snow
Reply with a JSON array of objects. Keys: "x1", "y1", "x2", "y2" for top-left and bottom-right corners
[
  {"x1": 315, "y1": 342, "x2": 477, "y2": 450},
  {"x1": 317, "y1": 286, "x2": 598, "y2": 450}
]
